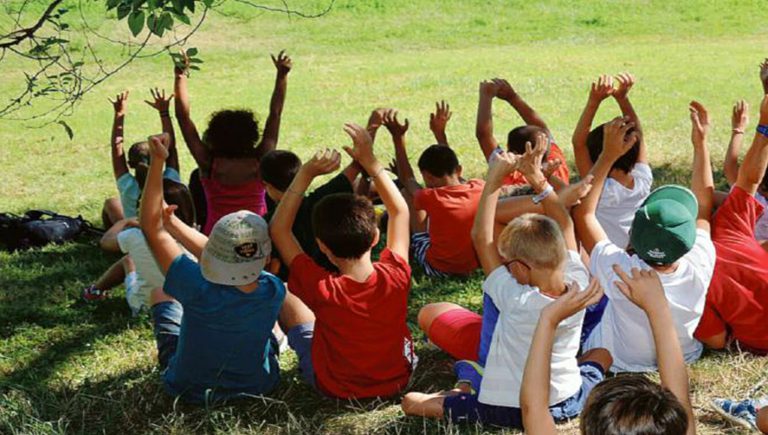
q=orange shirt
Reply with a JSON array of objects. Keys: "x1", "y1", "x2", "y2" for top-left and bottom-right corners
[
  {"x1": 502, "y1": 142, "x2": 570, "y2": 186},
  {"x1": 413, "y1": 179, "x2": 484, "y2": 275}
]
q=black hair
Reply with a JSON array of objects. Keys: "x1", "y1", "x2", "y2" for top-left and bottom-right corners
[
  {"x1": 580, "y1": 376, "x2": 688, "y2": 435},
  {"x1": 507, "y1": 125, "x2": 551, "y2": 160},
  {"x1": 586, "y1": 123, "x2": 640, "y2": 173},
  {"x1": 260, "y1": 150, "x2": 302, "y2": 192},
  {"x1": 312, "y1": 193, "x2": 377, "y2": 259},
  {"x1": 127, "y1": 142, "x2": 150, "y2": 168},
  {"x1": 202, "y1": 109, "x2": 260, "y2": 158},
  {"x1": 417, "y1": 144, "x2": 460, "y2": 177},
  {"x1": 163, "y1": 179, "x2": 196, "y2": 227}
]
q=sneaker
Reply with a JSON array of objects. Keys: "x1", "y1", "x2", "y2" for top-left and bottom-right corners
[
  {"x1": 711, "y1": 398, "x2": 758, "y2": 431},
  {"x1": 81, "y1": 285, "x2": 109, "y2": 302},
  {"x1": 454, "y1": 360, "x2": 484, "y2": 395}
]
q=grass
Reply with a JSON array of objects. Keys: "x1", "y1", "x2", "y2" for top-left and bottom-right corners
[{"x1": 2, "y1": 0, "x2": 768, "y2": 433}]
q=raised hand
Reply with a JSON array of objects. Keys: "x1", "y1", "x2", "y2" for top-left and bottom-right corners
[
  {"x1": 343, "y1": 123, "x2": 376, "y2": 168},
  {"x1": 487, "y1": 150, "x2": 520, "y2": 187},
  {"x1": 589, "y1": 75, "x2": 614, "y2": 103},
  {"x1": 367, "y1": 107, "x2": 389, "y2": 132},
  {"x1": 760, "y1": 58, "x2": 768, "y2": 89},
  {"x1": 271, "y1": 50, "x2": 293, "y2": 76},
  {"x1": 429, "y1": 100, "x2": 452, "y2": 135},
  {"x1": 148, "y1": 133, "x2": 170, "y2": 161},
  {"x1": 387, "y1": 158, "x2": 399, "y2": 175},
  {"x1": 542, "y1": 158, "x2": 562, "y2": 180},
  {"x1": 559, "y1": 174, "x2": 594, "y2": 208},
  {"x1": 602, "y1": 116, "x2": 638, "y2": 161},
  {"x1": 612, "y1": 265, "x2": 666, "y2": 313},
  {"x1": 689, "y1": 101, "x2": 710, "y2": 146},
  {"x1": 493, "y1": 78, "x2": 517, "y2": 101},
  {"x1": 144, "y1": 88, "x2": 174, "y2": 112},
  {"x1": 174, "y1": 49, "x2": 190, "y2": 76},
  {"x1": 540, "y1": 278, "x2": 604, "y2": 325},
  {"x1": 760, "y1": 94, "x2": 768, "y2": 125},
  {"x1": 613, "y1": 72, "x2": 635, "y2": 100},
  {"x1": 517, "y1": 132, "x2": 548, "y2": 179},
  {"x1": 302, "y1": 148, "x2": 342, "y2": 178},
  {"x1": 479, "y1": 80, "x2": 499, "y2": 98},
  {"x1": 383, "y1": 109, "x2": 410, "y2": 138},
  {"x1": 109, "y1": 90, "x2": 129, "y2": 115},
  {"x1": 732, "y1": 100, "x2": 749, "y2": 133}
]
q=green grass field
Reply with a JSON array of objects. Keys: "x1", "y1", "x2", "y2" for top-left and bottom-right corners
[{"x1": 3, "y1": 0, "x2": 768, "y2": 433}]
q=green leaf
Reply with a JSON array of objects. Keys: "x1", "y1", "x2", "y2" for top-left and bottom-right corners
[
  {"x1": 172, "y1": 12, "x2": 190, "y2": 25},
  {"x1": 201, "y1": 0, "x2": 214, "y2": 7},
  {"x1": 106, "y1": 0, "x2": 120, "y2": 11},
  {"x1": 171, "y1": 0, "x2": 184, "y2": 13},
  {"x1": 147, "y1": 14, "x2": 164, "y2": 36},
  {"x1": 185, "y1": 0, "x2": 195, "y2": 13},
  {"x1": 160, "y1": 12, "x2": 174, "y2": 29},
  {"x1": 186, "y1": 47, "x2": 198, "y2": 56},
  {"x1": 58, "y1": 121, "x2": 74, "y2": 140},
  {"x1": 117, "y1": 3, "x2": 131, "y2": 19},
  {"x1": 189, "y1": 58, "x2": 203, "y2": 64},
  {"x1": 189, "y1": 65, "x2": 200, "y2": 70},
  {"x1": 127, "y1": 10, "x2": 145, "y2": 36}
]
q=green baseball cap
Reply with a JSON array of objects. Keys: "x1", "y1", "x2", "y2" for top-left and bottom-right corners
[
  {"x1": 629, "y1": 185, "x2": 698, "y2": 265},
  {"x1": 200, "y1": 211, "x2": 271, "y2": 285}
]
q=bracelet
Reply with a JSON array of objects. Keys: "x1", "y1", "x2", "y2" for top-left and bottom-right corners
[
  {"x1": 369, "y1": 166, "x2": 385, "y2": 180},
  {"x1": 159, "y1": 110, "x2": 170, "y2": 118},
  {"x1": 732, "y1": 128, "x2": 745, "y2": 135},
  {"x1": 757, "y1": 125, "x2": 768, "y2": 138},
  {"x1": 286, "y1": 187, "x2": 305, "y2": 196},
  {"x1": 532, "y1": 183, "x2": 554, "y2": 205}
]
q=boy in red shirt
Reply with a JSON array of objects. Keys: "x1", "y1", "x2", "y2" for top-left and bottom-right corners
[
  {"x1": 269, "y1": 123, "x2": 416, "y2": 399},
  {"x1": 381, "y1": 107, "x2": 483, "y2": 277},
  {"x1": 695, "y1": 94, "x2": 768, "y2": 354}
]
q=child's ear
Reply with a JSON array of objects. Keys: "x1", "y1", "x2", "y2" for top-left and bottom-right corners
[
  {"x1": 316, "y1": 238, "x2": 332, "y2": 258},
  {"x1": 370, "y1": 228, "x2": 380, "y2": 248},
  {"x1": 456, "y1": 165, "x2": 463, "y2": 178}
]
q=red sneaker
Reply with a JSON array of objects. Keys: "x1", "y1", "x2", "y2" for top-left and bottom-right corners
[{"x1": 81, "y1": 285, "x2": 109, "y2": 302}]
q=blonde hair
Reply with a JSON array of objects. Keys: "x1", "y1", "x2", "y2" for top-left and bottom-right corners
[{"x1": 497, "y1": 213, "x2": 566, "y2": 270}]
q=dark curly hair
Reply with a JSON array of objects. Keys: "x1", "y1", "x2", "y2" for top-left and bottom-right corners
[{"x1": 202, "y1": 109, "x2": 260, "y2": 158}]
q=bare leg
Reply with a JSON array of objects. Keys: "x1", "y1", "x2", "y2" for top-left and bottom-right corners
[
  {"x1": 579, "y1": 347, "x2": 613, "y2": 373},
  {"x1": 417, "y1": 302, "x2": 465, "y2": 336},
  {"x1": 401, "y1": 187, "x2": 428, "y2": 233},
  {"x1": 278, "y1": 291, "x2": 316, "y2": 332},
  {"x1": 150, "y1": 286, "x2": 177, "y2": 305},
  {"x1": 402, "y1": 389, "x2": 461, "y2": 418},
  {"x1": 94, "y1": 255, "x2": 132, "y2": 291},
  {"x1": 699, "y1": 331, "x2": 727, "y2": 350},
  {"x1": 757, "y1": 406, "x2": 768, "y2": 433},
  {"x1": 102, "y1": 197, "x2": 124, "y2": 229}
]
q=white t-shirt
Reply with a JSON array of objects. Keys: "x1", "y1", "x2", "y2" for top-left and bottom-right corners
[
  {"x1": 584, "y1": 229, "x2": 716, "y2": 372},
  {"x1": 478, "y1": 251, "x2": 590, "y2": 408},
  {"x1": 596, "y1": 163, "x2": 653, "y2": 249},
  {"x1": 117, "y1": 228, "x2": 169, "y2": 314},
  {"x1": 755, "y1": 193, "x2": 768, "y2": 241}
]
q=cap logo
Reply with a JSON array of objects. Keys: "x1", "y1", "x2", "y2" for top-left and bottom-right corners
[
  {"x1": 234, "y1": 242, "x2": 262, "y2": 259},
  {"x1": 646, "y1": 248, "x2": 666, "y2": 260}
]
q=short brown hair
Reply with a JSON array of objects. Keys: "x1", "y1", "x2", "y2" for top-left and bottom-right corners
[
  {"x1": 312, "y1": 193, "x2": 377, "y2": 259},
  {"x1": 580, "y1": 376, "x2": 688, "y2": 435},
  {"x1": 497, "y1": 213, "x2": 565, "y2": 269}
]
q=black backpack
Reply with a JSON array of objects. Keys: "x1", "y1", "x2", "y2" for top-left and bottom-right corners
[{"x1": 0, "y1": 210, "x2": 103, "y2": 252}]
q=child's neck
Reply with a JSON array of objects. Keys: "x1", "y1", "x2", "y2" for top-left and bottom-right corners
[
  {"x1": 531, "y1": 269, "x2": 566, "y2": 298},
  {"x1": 236, "y1": 280, "x2": 260, "y2": 294},
  {"x1": 335, "y1": 251, "x2": 375, "y2": 283},
  {"x1": 609, "y1": 168, "x2": 634, "y2": 189}
]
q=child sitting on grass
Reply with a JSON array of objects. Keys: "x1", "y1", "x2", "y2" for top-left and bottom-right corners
[
  {"x1": 140, "y1": 133, "x2": 285, "y2": 404},
  {"x1": 521, "y1": 267, "x2": 695, "y2": 435},
  {"x1": 475, "y1": 78, "x2": 569, "y2": 190},
  {"x1": 270, "y1": 124, "x2": 415, "y2": 399},
  {"x1": 85, "y1": 89, "x2": 181, "y2": 301},
  {"x1": 174, "y1": 50, "x2": 291, "y2": 234},
  {"x1": 381, "y1": 108, "x2": 484, "y2": 277},
  {"x1": 575, "y1": 111, "x2": 716, "y2": 373},
  {"x1": 572, "y1": 73, "x2": 652, "y2": 249},
  {"x1": 402, "y1": 135, "x2": 609, "y2": 429}
]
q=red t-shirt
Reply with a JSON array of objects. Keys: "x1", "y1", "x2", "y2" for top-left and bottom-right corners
[
  {"x1": 287, "y1": 249, "x2": 415, "y2": 399},
  {"x1": 502, "y1": 142, "x2": 570, "y2": 186},
  {"x1": 695, "y1": 186, "x2": 768, "y2": 351},
  {"x1": 413, "y1": 179, "x2": 484, "y2": 275}
]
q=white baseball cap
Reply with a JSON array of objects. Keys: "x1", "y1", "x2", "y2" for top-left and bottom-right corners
[{"x1": 200, "y1": 211, "x2": 271, "y2": 285}]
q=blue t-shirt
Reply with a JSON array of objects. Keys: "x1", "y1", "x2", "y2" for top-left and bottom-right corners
[
  {"x1": 116, "y1": 167, "x2": 180, "y2": 219},
  {"x1": 162, "y1": 255, "x2": 285, "y2": 403}
]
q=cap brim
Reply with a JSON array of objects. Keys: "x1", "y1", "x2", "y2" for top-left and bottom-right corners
[
  {"x1": 200, "y1": 248, "x2": 265, "y2": 286},
  {"x1": 643, "y1": 185, "x2": 698, "y2": 219}
]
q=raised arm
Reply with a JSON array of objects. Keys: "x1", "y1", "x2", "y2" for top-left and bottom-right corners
[
  {"x1": 100, "y1": 218, "x2": 138, "y2": 252},
  {"x1": 520, "y1": 279, "x2": 603, "y2": 435},
  {"x1": 429, "y1": 100, "x2": 452, "y2": 145},
  {"x1": 736, "y1": 94, "x2": 768, "y2": 195},
  {"x1": 476, "y1": 80, "x2": 500, "y2": 160},
  {"x1": 344, "y1": 123, "x2": 410, "y2": 260},
  {"x1": 139, "y1": 133, "x2": 183, "y2": 274},
  {"x1": 724, "y1": 100, "x2": 749, "y2": 186},
  {"x1": 573, "y1": 117, "x2": 638, "y2": 253},
  {"x1": 383, "y1": 110, "x2": 421, "y2": 195},
  {"x1": 472, "y1": 151, "x2": 519, "y2": 275},
  {"x1": 613, "y1": 73, "x2": 646, "y2": 164},
  {"x1": 761, "y1": 59, "x2": 768, "y2": 95},
  {"x1": 108, "y1": 91, "x2": 130, "y2": 180},
  {"x1": 689, "y1": 101, "x2": 714, "y2": 232},
  {"x1": 572, "y1": 75, "x2": 613, "y2": 177},
  {"x1": 256, "y1": 50, "x2": 292, "y2": 159},
  {"x1": 495, "y1": 78, "x2": 549, "y2": 132},
  {"x1": 145, "y1": 88, "x2": 179, "y2": 172},
  {"x1": 269, "y1": 149, "x2": 341, "y2": 268},
  {"x1": 173, "y1": 51, "x2": 210, "y2": 172},
  {"x1": 163, "y1": 209, "x2": 208, "y2": 259},
  {"x1": 613, "y1": 266, "x2": 696, "y2": 435}
]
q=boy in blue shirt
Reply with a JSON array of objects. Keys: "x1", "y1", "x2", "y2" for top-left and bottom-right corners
[{"x1": 140, "y1": 133, "x2": 285, "y2": 404}]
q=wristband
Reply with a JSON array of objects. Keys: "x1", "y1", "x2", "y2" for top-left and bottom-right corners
[
  {"x1": 532, "y1": 183, "x2": 554, "y2": 205},
  {"x1": 160, "y1": 110, "x2": 170, "y2": 118},
  {"x1": 368, "y1": 166, "x2": 385, "y2": 181},
  {"x1": 757, "y1": 125, "x2": 768, "y2": 138},
  {"x1": 732, "y1": 128, "x2": 745, "y2": 135}
]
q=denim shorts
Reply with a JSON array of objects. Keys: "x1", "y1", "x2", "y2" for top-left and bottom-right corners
[
  {"x1": 287, "y1": 321, "x2": 316, "y2": 388},
  {"x1": 151, "y1": 301, "x2": 183, "y2": 369}
]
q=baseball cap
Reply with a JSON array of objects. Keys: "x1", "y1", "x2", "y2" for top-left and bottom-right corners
[
  {"x1": 200, "y1": 211, "x2": 271, "y2": 285},
  {"x1": 629, "y1": 185, "x2": 698, "y2": 265}
]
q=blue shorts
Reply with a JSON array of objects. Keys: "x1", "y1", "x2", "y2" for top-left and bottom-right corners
[
  {"x1": 151, "y1": 301, "x2": 183, "y2": 369},
  {"x1": 411, "y1": 232, "x2": 448, "y2": 278},
  {"x1": 287, "y1": 322, "x2": 316, "y2": 389},
  {"x1": 443, "y1": 362, "x2": 606, "y2": 428}
]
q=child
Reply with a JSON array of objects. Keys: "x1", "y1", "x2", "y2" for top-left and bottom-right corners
[
  {"x1": 694, "y1": 94, "x2": 768, "y2": 354},
  {"x1": 402, "y1": 135, "x2": 609, "y2": 429},
  {"x1": 574, "y1": 111, "x2": 716, "y2": 373},
  {"x1": 269, "y1": 124, "x2": 415, "y2": 399},
  {"x1": 260, "y1": 148, "x2": 361, "y2": 279},
  {"x1": 475, "y1": 78, "x2": 569, "y2": 188},
  {"x1": 382, "y1": 108, "x2": 484, "y2": 277},
  {"x1": 572, "y1": 74, "x2": 652, "y2": 248},
  {"x1": 174, "y1": 50, "x2": 291, "y2": 234},
  {"x1": 140, "y1": 133, "x2": 285, "y2": 403},
  {"x1": 85, "y1": 89, "x2": 181, "y2": 301},
  {"x1": 521, "y1": 267, "x2": 695, "y2": 435},
  {"x1": 97, "y1": 179, "x2": 195, "y2": 315}
]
